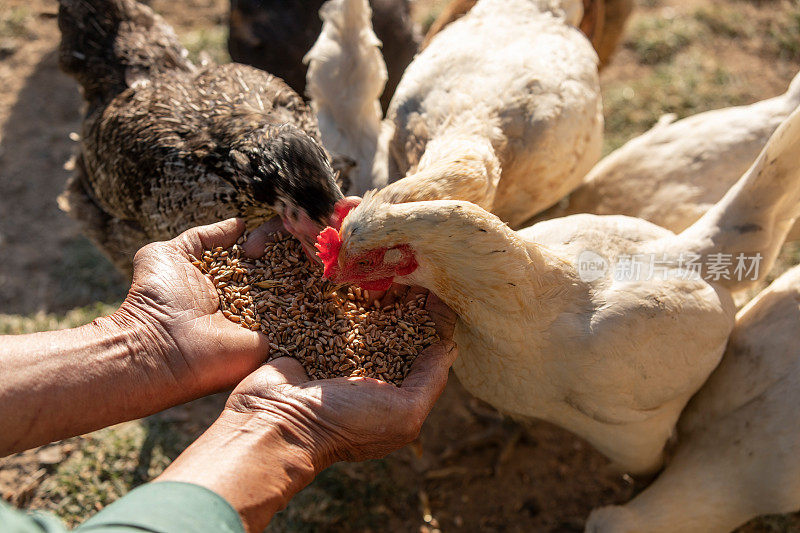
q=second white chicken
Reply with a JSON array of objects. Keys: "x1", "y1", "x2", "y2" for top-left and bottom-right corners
[
  {"x1": 379, "y1": 0, "x2": 603, "y2": 228},
  {"x1": 547, "y1": 71, "x2": 800, "y2": 239},
  {"x1": 587, "y1": 264, "x2": 800, "y2": 532}
]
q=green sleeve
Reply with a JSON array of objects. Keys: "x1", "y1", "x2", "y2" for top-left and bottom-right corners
[
  {"x1": 0, "y1": 499, "x2": 69, "y2": 533},
  {"x1": 76, "y1": 482, "x2": 244, "y2": 533},
  {"x1": 1, "y1": 482, "x2": 243, "y2": 533}
]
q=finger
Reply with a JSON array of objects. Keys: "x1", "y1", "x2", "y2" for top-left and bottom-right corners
[
  {"x1": 425, "y1": 292, "x2": 457, "y2": 342},
  {"x1": 257, "y1": 357, "x2": 310, "y2": 386},
  {"x1": 403, "y1": 285, "x2": 430, "y2": 304},
  {"x1": 242, "y1": 217, "x2": 286, "y2": 258},
  {"x1": 173, "y1": 219, "x2": 246, "y2": 258},
  {"x1": 211, "y1": 313, "x2": 271, "y2": 356},
  {"x1": 378, "y1": 283, "x2": 412, "y2": 306},
  {"x1": 399, "y1": 340, "x2": 458, "y2": 413},
  {"x1": 366, "y1": 288, "x2": 387, "y2": 302}
]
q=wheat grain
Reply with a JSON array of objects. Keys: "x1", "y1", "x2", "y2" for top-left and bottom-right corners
[{"x1": 191, "y1": 234, "x2": 438, "y2": 386}]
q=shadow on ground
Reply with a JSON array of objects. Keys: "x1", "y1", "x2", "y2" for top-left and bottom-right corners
[{"x1": 0, "y1": 48, "x2": 126, "y2": 315}]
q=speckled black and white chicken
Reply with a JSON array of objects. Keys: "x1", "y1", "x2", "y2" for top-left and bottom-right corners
[{"x1": 57, "y1": 0, "x2": 345, "y2": 275}]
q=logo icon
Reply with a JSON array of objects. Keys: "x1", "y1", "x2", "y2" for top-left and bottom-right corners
[{"x1": 577, "y1": 250, "x2": 608, "y2": 282}]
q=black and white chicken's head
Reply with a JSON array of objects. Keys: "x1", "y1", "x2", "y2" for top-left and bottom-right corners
[{"x1": 231, "y1": 123, "x2": 347, "y2": 257}]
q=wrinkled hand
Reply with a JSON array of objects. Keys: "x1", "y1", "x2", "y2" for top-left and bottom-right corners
[
  {"x1": 115, "y1": 219, "x2": 269, "y2": 395},
  {"x1": 225, "y1": 290, "x2": 458, "y2": 468}
]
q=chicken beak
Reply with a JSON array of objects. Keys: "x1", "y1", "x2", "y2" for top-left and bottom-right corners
[
  {"x1": 280, "y1": 212, "x2": 324, "y2": 264},
  {"x1": 299, "y1": 235, "x2": 323, "y2": 264},
  {"x1": 324, "y1": 282, "x2": 349, "y2": 297}
]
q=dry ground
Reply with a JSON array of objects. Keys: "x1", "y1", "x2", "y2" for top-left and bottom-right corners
[{"x1": 1, "y1": 0, "x2": 799, "y2": 531}]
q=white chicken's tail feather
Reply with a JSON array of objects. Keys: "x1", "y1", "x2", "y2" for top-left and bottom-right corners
[
  {"x1": 472, "y1": 0, "x2": 583, "y2": 26},
  {"x1": 784, "y1": 69, "x2": 800, "y2": 105},
  {"x1": 672, "y1": 106, "x2": 800, "y2": 290},
  {"x1": 304, "y1": 0, "x2": 387, "y2": 194}
]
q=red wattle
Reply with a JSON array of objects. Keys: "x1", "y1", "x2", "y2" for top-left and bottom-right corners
[{"x1": 396, "y1": 248, "x2": 418, "y2": 276}]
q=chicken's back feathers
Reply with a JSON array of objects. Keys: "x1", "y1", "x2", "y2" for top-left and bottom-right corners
[
  {"x1": 557, "y1": 69, "x2": 800, "y2": 238},
  {"x1": 80, "y1": 64, "x2": 322, "y2": 233},
  {"x1": 58, "y1": 0, "x2": 195, "y2": 107},
  {"x1": 666, "y1": 106, "x2": 800, "y2": 291},
  {"x1": 386, "y1": 0, "x2": 602, "y2": 226},
  {"x1": 422, "y1": 0, "x2": 633, "y2": 68}
]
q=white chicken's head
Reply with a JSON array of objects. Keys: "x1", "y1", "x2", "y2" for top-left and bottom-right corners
[{"x1": 315, "y1": 193, "x2": 420, "y2": 291}]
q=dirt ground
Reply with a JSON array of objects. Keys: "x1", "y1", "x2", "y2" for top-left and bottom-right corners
[{"x1": 1, "y1": 0, "x2": 800, "y2": 531}]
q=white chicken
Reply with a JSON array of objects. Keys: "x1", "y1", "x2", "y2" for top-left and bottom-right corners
[
  {"x1": 587, "y1": 264, "x2": 800, "y2": 533},
  {"x1": 306, "y1": 0, "x2": 603, "y2": 228},
  {"x1": 305, "y1": 0, "x2": 388, "y2": 195},
  {"x1": 316, "y1": 107, "x2": 800, "y2": 474},
  {"x1": 543, "y1": 70, "x2": 800, "y2": 239},
  {"x1": 421, "y1": 0, "x2": 634, "y2": 71}
]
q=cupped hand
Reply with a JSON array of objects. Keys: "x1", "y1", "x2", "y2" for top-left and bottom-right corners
[
  {"x1": 224, "y1": 290, "x2": 458, "y2": 469},
  {"x1": 114, "y1": 218, "x2": 270, "y2": 395}
]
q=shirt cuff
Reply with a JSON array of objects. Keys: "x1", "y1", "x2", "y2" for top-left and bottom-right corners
[{"x1": 76, "y1": 481, "x2": 244, "y2": 533}]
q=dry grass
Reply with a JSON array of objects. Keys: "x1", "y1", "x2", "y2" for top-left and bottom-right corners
[
  {"x1": 181, "y1": 25, "x2": 230, "y2": 64},
  {"x1": 0, "y1": 303, "x2": 118, "y2": 336},
  {"x1": 0, "y1": 7, "x2": 33, "y2": 59},
  {"x1": 601, "y1": 0, "x2": 800, "y2": 153},
  {"x1": 413, "y1": 0, "x2": 453, "y2": 31}
]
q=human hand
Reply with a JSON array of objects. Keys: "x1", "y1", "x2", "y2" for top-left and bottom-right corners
[
  {"x1": 112, "y1": 219, "x2": 269, "y2": 395},
  {"x1": 223, "y1": 290, "x2": 458, "y2": 468},
  {"x1": 154, "y1": 278, "x2": 456, "y2": 531}
]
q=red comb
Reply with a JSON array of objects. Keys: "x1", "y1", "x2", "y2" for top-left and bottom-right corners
[
  {"x1": 315, "y1": 226, "x2": 342, "y2": 279},
  {"x1": 331, "y1": 197, "x2": 361, "y2": 230}
]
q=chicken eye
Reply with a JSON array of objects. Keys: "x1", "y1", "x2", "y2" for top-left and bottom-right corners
[{"x1": 358, "y1": 259, "x2": 372, "y2": 268}]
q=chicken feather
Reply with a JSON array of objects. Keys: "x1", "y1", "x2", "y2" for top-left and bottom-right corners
[
  {"x1": 58, "y1": 0, "x2": 344, "y2": 274},
  {"x1": 588, "y1": 265, "x2": 800, "y2": 532},
  {"x1": 321, "y1": 107, "x2": 800, "y2": 474}
]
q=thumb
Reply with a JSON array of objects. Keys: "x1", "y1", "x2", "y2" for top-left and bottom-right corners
[
  {"x1": 249, "y1": 357, "x2": 310, "y2": 388},
  {"x1": 242, "y1": 217, "x2": 286, "y2": 258},
  {"x1": 173, "y1": 218, "x2": 246, "y2": 258}
]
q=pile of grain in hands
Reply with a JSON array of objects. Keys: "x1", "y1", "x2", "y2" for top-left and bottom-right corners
[{"x1": 191, "y1": 234, "x2": 439, "y2": 386}]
